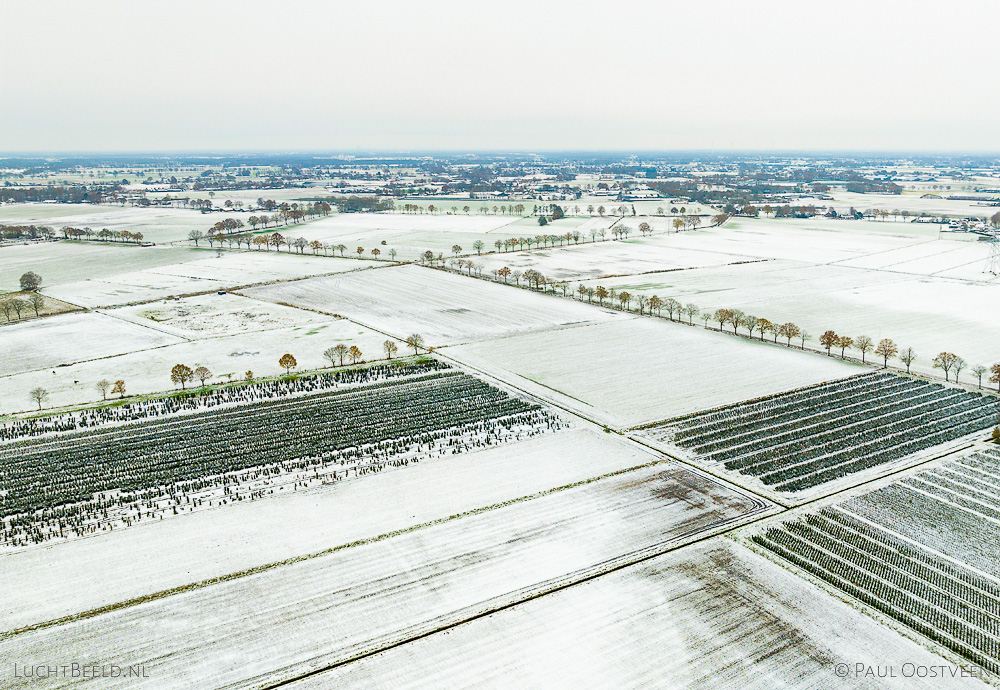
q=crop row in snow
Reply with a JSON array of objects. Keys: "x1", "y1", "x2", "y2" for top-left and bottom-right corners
[
  {"x1": 0, "y1": 359, "x2": 451, "y2": 443},
  {"x1": 0, "y1": 372, "x2": 554, "y2": 539},
  {"x1": 753, "y1": 450, "x2": 1000, "y2": 674},
  {"x1": 661, "y1": 372, "x2": 998, "y2": 492}
]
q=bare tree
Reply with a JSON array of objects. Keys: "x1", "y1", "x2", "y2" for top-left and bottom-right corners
[
  {"x1": 973, "y1": 364, "x2": 988, "y2": 389},
  {"x1": 899, "y1": 347, "x2": 916, "y2": 374},
  {"x1": 194, "y1": 366, "x2": 212, "y2": 386},
  {"x1": 96, "y1": 379, "x2": 111, "y2": 400},
  {"x1": 29, "y1": 387, "x2": 48, "y2": 410},
  {"x1": 685, "y1": 303, "x2": 700, "y2": 324},
  {"x1": 29, "y1": 293, "x2": 44, "y2": 317},
  {"x1": 954, "y1": 357, "x2": 966, "y2": 384},
  {"x1": 855, "y1": 335, "x2": 873, "y2": 363},
  {"x1": 384, "y1": 340, "x2": 398, "y2": 360},
  {"x1": 405, "y1": 333, "x2": 424, "y2": 355}
]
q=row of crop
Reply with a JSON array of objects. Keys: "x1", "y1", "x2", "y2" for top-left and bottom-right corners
[
  {"x1": 773, "y1": 409, "x2": 998, "y2": 491},
  {"x1": 680, "y1": 376, "x2": 922, "y2": 450},
  {"x1": 744, "y1": 392, "x2": 989, "y2": 477},
  {"x1": 822, "y1": 508, "x2": 1000, "y2": 601},
  {"x1": 844, "y1": 482, "x2": 999, "y2": 576},
  {"x1": 0, "y1": 359, "x2": 451, "y2": 443},
  {"x1": 721, "y1": 388, "x2": 972, "y2": 471},
  {"x1": 6, "y1": 376, "x2": 527, "y2": 494},
  {"x1": 1, "y1": 408, "x2": 563, "y2": 546},
  {"x1": 931, "y1": 465, "x2": 1000, "y2": 501},
  {"x1": 670, "y1": 372, "x2": 893, "y2": 441},
  {"x1": 667, "y1": 371, "x2": 890, "y2": 430},
  {"x1": 698, "y1": 382, "x2": 950, "y2": 459},
  {"x1": 0, "y1": 374, "x2": 540, "y2": 517},
  {"x1": 752, "y1": 528, "x2": 1000, "y2": 674},
  {"x1": 3, "y1": 370, "x2": 463, "y2": 455},
  {"x1": 801, "y1": 513, "x2": 1000, "y2": 613},
  {"x1": 904, "y1": 475, "x2": 1000, "y2": 522}
]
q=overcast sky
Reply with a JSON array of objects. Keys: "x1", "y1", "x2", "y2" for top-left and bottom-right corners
[{"x1": 1, "y1": 0, "x2": 998, "y2": 153}]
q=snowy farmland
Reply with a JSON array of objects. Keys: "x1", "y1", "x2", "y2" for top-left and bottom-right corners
[
  {"x1": 0, "y1": 241, "x2": 199, "y2": 291},
  {"x1": 289, "y1": 212, "x2": 527, "y2": 261},
  {"x1": 0, "y1": 311, "x2": 184, "y2": 377},
  {"x1": 755, "y1": 445, "x2": 1000, "y2": 676},
  {"x1": 43, "y1": 250, "x2": 367, "y2": 307},
  {"x1": 0, "y1": 308, "x2": 388, "y2": 412},
  {"x1": 294, "y1": 538, "x2": 981, "y2": 690},
  {"x1": 0, "y1": 427, "x2": 653, "y2": 632},
  {"x1": 448, "y1": 317, "x2": 855, "y2": 427},
  {"x1": 644, "y1": 371, "x2": 999, "y2": 502},
  {"x1": 576, "y1": 256, "x2": 1000, "y2": 379},
  {"x1": 0, "y1": 203, "x2": 221, "y2": 243},
  {"x1": 240, "y1": 263, "x2": 626, "y2": 346},
  {"x1": 0, "y1": 454, "x2": 770, "y2": 688}
]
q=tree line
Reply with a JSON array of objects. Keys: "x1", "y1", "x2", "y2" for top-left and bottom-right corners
[
  {"x1": 13, "y1": 335, "x2": 423, "y2": 414},
  {"x1": 435, "y1": 259, "x2": 1000, "y2": 392}
]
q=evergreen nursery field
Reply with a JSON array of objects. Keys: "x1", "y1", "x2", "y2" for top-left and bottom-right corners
[{"x1": 753, "y1": 446, "x2": 1000, "y2": 677}]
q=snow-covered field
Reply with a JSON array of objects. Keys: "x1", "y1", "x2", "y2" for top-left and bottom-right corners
[
  {"x1": 241, "y1": 263, "x2": 627, "y2": 346},
  {"x1": 0, "y1": 242, "x2": 198, "y2": 292},
  {"x1": 0, "y1": 203, "x2": 219, "y2": 243},
  {"x1": 577, "y1": 257, "x2": 1000, "y2": 380},
  {"x1": 829, "y1": 191, "x2": 1000, "y2": 218},
  {"x1": 301, "y1": 538, "x2": 981, "y2": 690},
  {"x1": 43, "y1": 251, "x2": 366, "y2": 307},
  {"x1": 475, "y1": 240, "x2": 755, "y2": 282},
  {"x1": 0, "y1": 311, "x2": 184, "y2": 377},
  {"x1": 291, "y1": 212, "x2": 530, "y2": 261},
  {"x1": 0, "y1": 449, "x2": 769, "y2": 688},
  {"x1": 110, "y1": 291, "x2": 327, "y2": 337},
  {"x1": 449, "y1": 317, "x2": 856, "y2": 427},
  {"x1": 0, "y1": 428, "x2": 660, "y2": 631},
  {"x1": 1, "y1": 315, "x2": 387, "y2": 412}
]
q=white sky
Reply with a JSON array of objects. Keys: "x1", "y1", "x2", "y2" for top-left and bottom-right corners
[{"x1": 1, "y1": 0, "x2": 998, "y2": 152}]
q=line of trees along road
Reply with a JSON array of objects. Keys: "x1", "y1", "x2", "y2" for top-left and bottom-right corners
[{"x1": 434, "y1": 261, "x2": 1000, "y2": 395}]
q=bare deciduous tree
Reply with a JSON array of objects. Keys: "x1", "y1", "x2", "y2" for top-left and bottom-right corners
[
  {"x1": 973, "y1": 364, "x2": 988, "y2": 389},
  {"x1": 383, "y1": 340, "x2": 398, "y2": 360},
  {"x1": 855, "y1": 335, "x2": 873, "y2": 363},
  {"x1": 194, "y1": 366, "x2": 212, "y2": 386},
  {"x1": 900, "y1": 347, "x2": 916, "y2": 374},
  {"x1": 30, "y1": 387, "x2": 48, "y2": 410},
  {"x1": 96, "y1": 379, "x2": 111, "y2": 400},
  {"x1": 405, "y1": 333, "x2": 424, "y2": 355}
]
